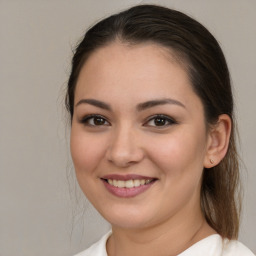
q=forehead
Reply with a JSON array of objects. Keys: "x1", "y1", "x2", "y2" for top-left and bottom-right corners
[
  {"x1": 74, "y1": 41, "x2": 204, "y2": 119},
  {"x1": 76, "y1": 42, "x2": 191, "y2": 95},
  {"x1": 84, "y1": 41, "x2": 186, "y2": 71},
  {"x1": 76, "y1": 42, "x2": 205, "y2": 111}
]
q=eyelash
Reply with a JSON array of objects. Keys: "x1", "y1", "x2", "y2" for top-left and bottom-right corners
[
  {"x1": 144, "y1": 114, "x2": 177, "y2": 128},
  {"x1": 79, "y1": 114, "x2": 177, "y2": 128},
  {"x1": 80, "y1": 114, "x2": 110, "y2": 126}
]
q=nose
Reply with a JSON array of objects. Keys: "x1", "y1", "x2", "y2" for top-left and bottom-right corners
[{"x1": 106, "y1": 126, "x2": 144, "y2": 168}]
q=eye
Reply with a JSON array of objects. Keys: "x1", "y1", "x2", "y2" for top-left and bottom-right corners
[
  {"x1": 145, "y1": 115, "x2": 177, "y2": 127},
  {"x1": 80, "y1": 114, "x2": 110, "y2": 126}
]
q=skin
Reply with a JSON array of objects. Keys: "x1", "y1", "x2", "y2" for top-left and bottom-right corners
[{"x1": 70, "y1": 42, "x2": 231, "y2": 256}]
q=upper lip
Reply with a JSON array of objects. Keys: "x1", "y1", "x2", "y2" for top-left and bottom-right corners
[{"x1": 101, "y1": 174, "x2": 157, "y2": 181}]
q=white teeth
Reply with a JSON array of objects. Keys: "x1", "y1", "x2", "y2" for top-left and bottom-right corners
[
  {"x1": 125, "y1": 180, "x2": 134, "y2": 188},
  {"x1": 107, "y1": 179, "x2": 153, "y2": 188},
  {"x1": 140, "y1": 179, "x2": 145, "y2": 185},
  {"x1": 134, "y1": 180, "x2": 141, "y2": 187},
  {"x1": 113, "y1": 180, "x2": 118, "y2": 187},
  {"x1": 117, "y1": 180, "x2": 125, "y2": 188}
]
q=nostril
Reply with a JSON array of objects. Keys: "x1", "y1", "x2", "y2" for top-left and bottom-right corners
[
  {"x1": 106, "y1": 149, "x2": 144, "y2": 167},
  {"x1": 105, "y1": 131, "x2": 145, "y2": 167}
]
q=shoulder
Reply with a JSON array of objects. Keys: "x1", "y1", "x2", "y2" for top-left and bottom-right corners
[
  {"x1": 222, "y1": 239, "x2": 255, "y2": 256},
  {"x1": 74, "y1": 232, "x2": 255, "y2": 256},
  {"x1": 74, "y1": 231, "x2": 111, "y2": 256},
  {"x1": 179, "y1": 234, "x2": 255, "y2": 256}
]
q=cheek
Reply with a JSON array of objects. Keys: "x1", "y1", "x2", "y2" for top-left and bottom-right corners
[
  {"x1": 147, "y1": 128, "x2": 207, "y2": 177},
  {"x1": 70, "y1": 127, "x2": 106, "y2": 176},
  {"x1": 70, "y1": 128, "x2": 110, "y2": 202},
  {"x1": 146, "y1": 129, "x2": 207, "y2": 214}
]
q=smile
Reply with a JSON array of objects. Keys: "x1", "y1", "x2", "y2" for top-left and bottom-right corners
[
  {"x1": 101, "y1": 175, "x2": 157, "y2": 198},
  {"x1": 106, "y1": 179, "x2": 153, "y2": 188}
]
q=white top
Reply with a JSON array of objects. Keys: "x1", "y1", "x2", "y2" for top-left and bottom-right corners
[{"x1": 74, "y1": 231, "x2": 255, "y2": 256}]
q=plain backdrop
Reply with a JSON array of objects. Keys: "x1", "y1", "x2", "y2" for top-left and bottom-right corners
[{"x1": 0, "y1": 0, "x2": 255, "y2": 255}]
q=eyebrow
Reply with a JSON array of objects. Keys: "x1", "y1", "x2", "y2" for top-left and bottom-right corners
[
  {"x1": 75, "y1": 98, "x2": 185, "y2": 111},
  {"x1": 75, "y1": 99, "x2": 112, "y2": 111},
  {"x1": 136, "y1": 98, "x2": 186, "y2": 111}
]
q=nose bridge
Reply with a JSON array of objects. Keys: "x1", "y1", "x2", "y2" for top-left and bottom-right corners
[{"x1": 106, "y1": 122, "x2": 143, "y2": 167}]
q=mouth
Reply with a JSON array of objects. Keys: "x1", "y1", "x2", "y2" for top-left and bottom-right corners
[
  {"x1": 103, "y1": 178, "x2": 154, "y2": 188},
  {"x1": 101, "y1": 175, "x2": 157, "y2": 198}
]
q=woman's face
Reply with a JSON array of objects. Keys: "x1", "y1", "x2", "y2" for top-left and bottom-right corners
[{"x1": 71, "y1": 42, "x2": 211, "y2": 229}]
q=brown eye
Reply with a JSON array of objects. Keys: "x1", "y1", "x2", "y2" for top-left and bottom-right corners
[
  {"x1": 93, "y1": 117, "x2": 106, "y2": 125},
  {"x1": 145, "y1": 114, "x2": 177, "y2": 128},
  {"x1": 81, "y1": 115, "x2": 110, "y2": 126},
  {"x1": 154, "y1": 117, "x2": 168, "y2": 126}
]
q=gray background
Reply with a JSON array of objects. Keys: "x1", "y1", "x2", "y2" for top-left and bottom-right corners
[{"x1": 0, "y1": 0, "x2": 255, "y2": 255}]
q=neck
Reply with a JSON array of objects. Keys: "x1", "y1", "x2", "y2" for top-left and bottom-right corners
[{"x1": 107, "y1": 208, "x2": 216, "y2": 256}]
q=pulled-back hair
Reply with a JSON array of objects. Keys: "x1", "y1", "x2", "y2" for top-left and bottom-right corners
[{"x1": 66, "y1": 4, "x2": 241, "y2": 239}]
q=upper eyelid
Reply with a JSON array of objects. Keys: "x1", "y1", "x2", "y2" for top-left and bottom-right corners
[
  {"x1": 143, "y1": 114, "x2": 177, "y2": 126},
  {"x1": 79, "y1": 113, "x2": 176, "y2": 125},
  {"x1": 145, "y1": 114, "x2": 176, "y2": 122},
  {"x1": 80, "y1": 114, "x2": 110, "y2": 124}
]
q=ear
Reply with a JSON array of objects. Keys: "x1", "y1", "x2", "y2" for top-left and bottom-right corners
[{"x1": 204, "y1": 114, "x2": 232, "y2": 168}]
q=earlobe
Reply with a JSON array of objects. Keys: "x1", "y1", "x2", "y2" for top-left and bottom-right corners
[{"x1": 204, "y1": 114, "x2": 232, "y2": 168}]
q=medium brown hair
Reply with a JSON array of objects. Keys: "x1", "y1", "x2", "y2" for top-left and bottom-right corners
[{"x1": 66, "y1": 4, "x2": 241, "y2": 239}]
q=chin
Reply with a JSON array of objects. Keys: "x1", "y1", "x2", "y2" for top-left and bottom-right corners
[
  {"x1": 97, "y1": 205, "x2": 153, "y2": 230},
  {"x1": 108, "y1": 217, "x2": 152, "y2": 230}
]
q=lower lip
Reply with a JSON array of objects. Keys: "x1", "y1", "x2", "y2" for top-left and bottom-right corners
[{"x1": 102, "y1": 180, "x2": 156, "y2": 198}]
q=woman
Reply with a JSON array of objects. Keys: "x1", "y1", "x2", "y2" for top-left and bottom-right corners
[{"x1": 66, "y1": 5, "x2": 254, "y2": 256}]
